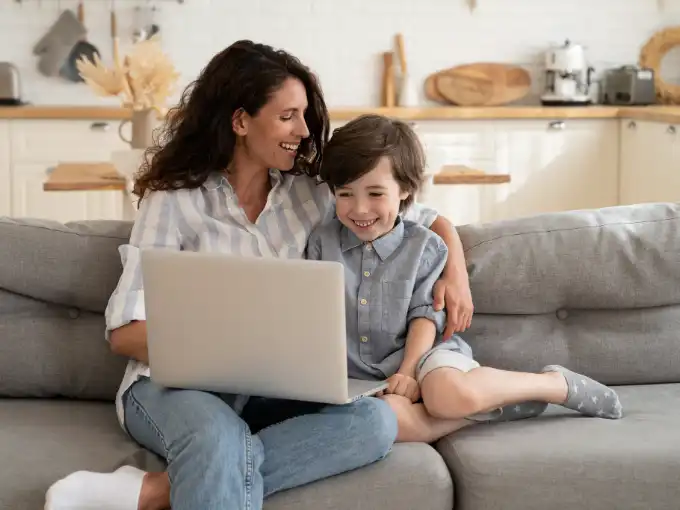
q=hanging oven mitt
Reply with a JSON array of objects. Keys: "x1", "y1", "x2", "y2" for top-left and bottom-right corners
[{"x1": 33, "y1": 10, "x2": 86, "y2": 77}]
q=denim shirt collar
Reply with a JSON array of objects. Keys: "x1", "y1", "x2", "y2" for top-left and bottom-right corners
[{"x1": 340, "y1": 216, "x2": 405, "y2": 261}]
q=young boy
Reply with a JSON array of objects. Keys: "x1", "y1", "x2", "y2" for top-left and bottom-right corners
[{"x1": 306, "y1": 114, "x2": 623, "y2": 443}]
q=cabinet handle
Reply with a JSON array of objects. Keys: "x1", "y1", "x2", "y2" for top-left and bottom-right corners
[
  {"x1": 668, "y1": 125, "x2": 676, "y2": 135},
  {"x1": 548, "y1": 121, "x2": 565, "y2": 130},
  {"x1": 628, "y1": 121, "x2": 637, "y2": 129},
  {"x1": 90, "y1": 122, "x2": 110, "y2": 131}
]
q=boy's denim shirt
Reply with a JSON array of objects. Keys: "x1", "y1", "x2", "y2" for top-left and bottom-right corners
[{"x1": 306, "y1": 216, "x2": 448, "y2": 381}]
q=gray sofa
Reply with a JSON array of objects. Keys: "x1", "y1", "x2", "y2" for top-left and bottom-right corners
[{"x1": 2, "y1": 202, "x2": 679, "y2": 510}]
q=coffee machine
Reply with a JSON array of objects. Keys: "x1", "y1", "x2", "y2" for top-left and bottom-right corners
[{"x1": 541, "y1": 39, "x2": 595, "y2": 106}]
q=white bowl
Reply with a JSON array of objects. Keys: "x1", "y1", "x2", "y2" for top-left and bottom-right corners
[
  {"x1": 111, "y1": 149, "x2": 145, "y2": 180},
  {"x1": 111, "y1": 149, "x2": 145, "y2": 193}
]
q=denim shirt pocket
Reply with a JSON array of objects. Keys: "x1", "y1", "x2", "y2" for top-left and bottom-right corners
[{"x1": 381, "y1": 281, "x2": 412, "y2": 335}]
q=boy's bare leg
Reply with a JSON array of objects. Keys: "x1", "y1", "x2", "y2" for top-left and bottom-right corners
[
  {"x1": 380, "y1": 394, "x2": 471, "y2": 443},
  {"x1": 421, "y1": 366, "x2": 622, "y2": 421}
]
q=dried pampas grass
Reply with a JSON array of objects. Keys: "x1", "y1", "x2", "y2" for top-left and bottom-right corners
[{"x1": 76, "y1": 36, "x2": 180, "y2": 113}]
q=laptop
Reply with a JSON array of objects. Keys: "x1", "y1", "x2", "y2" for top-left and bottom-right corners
[{"x1": 140, "y1": 249, "x2": 388, "y2": 404}]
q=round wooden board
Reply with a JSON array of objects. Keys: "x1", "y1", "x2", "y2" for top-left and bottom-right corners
[{"x1": 427, "y1": 63, "x2": 531, "y2": 106}]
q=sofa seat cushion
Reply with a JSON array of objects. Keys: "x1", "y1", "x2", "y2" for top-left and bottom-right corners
[
  {"x1": 1, "y1": 400, "x2": 453, "y2": 510},
  {"x1": 437, "y1": 384, "x2": 680, "y2": 510},
  {"x1": 0, "y1": 400, "x2": 163, "y2": 510}
]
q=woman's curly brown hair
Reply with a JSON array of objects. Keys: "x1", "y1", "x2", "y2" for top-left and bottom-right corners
[{"x1": 133, "y1": 40, "x2": 330, "y2": 199}]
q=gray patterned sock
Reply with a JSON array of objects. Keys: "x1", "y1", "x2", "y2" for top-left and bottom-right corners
[
  {"x1": 467, "y1": 401, "x2": 548, "y2": 423},
  {"x1": 542, "y1": 365, "x2": 623, "y2": 419}
]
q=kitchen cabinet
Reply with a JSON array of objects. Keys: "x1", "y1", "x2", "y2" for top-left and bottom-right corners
[
  {"x1": 12, "y1": 163, "x2": 125, "y2": 223},
  {"x1": 413, "y1": 120, "x2": 497, "y2": 225},
  {"x1": 414, "y1": 119, "x2": 619, "y2": 225},
  {"x1": 8, "y1": 119, "x2": 128, "y2": 221},
  {"x1": 0, "y1": 121, "x2": 10, "y2": 216},
  {"x1": 0, "y1": 114, "x2": 676, "y2": 224},
  {"x1": 488, "y1": 119, "x2": 619, "y2": 221},
  {"x1": 619, "y1": 120, "x2": 679, "y2": 205}
]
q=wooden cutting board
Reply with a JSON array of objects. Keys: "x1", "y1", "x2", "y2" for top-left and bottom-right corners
[{"x1": 426, "y1": 63, "x2": 531, "y2": 106}]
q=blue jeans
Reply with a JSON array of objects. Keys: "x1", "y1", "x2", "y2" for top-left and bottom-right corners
[{"x1": 124, "y1": 377, "x2": 397, "y2": 509}]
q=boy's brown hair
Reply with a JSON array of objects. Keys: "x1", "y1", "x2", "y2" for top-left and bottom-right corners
[{"x1": 319, "y1": 114, "x2": 425, "y2": 211}]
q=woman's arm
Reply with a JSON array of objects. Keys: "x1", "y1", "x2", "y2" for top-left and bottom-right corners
[
  {"x1": 429, "y1": 215, "x2": 474, "y2": 337},
  {"x1": 402, "y1": 202, "x2": 474, "y2": 336},
  {"x1": 110, "y1": 320, "x2": 149, "y2": 363},
  {"x1": 106, "y1": 190, "x2": 182, "y2": 363},
  {"x1": 429, "y1": 215, "x2": 469, "y2": 284}
]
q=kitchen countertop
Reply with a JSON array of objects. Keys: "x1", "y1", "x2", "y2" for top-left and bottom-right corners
[{"x1": 2, "y1": 105, "x2": 680, "y2": 123}]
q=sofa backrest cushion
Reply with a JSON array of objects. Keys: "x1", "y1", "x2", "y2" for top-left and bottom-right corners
[
  {"x1": 457, "y1": 203, "x2": 680, "y2": 385},
  {"x1": 1, "y1": 202, "x2": 678, "y2": 399},
  {"x1": 0, "y1": 218, "x2": 132, "y2": 399}
]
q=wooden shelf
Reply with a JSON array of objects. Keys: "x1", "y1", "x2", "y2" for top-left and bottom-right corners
[
  {"x1": 433, "y1": 165, "x2": 511, "y2": 185},
  {"x1": 43, "y1": 162, "x2": 126, "y2": 191},
  {"x1": 4, "y1": 105, "x2": 680, "y2": 123}
]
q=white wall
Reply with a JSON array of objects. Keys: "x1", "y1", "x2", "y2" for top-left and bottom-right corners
[{"x1": 1, "y1": 0, "x2": 679, "y2": 107}]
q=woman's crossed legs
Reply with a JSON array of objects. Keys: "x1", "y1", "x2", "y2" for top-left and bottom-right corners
[{"x1": 46, "y1": 377, "x2": 398, "y2": 510}]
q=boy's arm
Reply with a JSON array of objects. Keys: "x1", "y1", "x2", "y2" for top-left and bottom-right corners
[
  {"x1": 397, "y1": 318, "x2": 437, "y2": 378},
  {"x1": 397, "y1": 236, "x2": 449, "y2": 378}
]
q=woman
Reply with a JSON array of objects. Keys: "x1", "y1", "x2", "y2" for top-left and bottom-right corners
[{"x1": 45, "y1": 40, "x2": 473, "y2": 510}]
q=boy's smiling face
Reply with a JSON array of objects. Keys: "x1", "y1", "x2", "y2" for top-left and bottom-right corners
[{"x1": 334, "y1": 156, "x2": 409, "y2": 242}]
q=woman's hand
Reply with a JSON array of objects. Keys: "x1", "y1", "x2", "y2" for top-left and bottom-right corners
[{"x1": 433, "y1": 275, "x2": 474, "y2": 338}]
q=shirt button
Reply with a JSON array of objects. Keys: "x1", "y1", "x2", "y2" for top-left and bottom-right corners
[
  {"x1": 556, "y1": 309, "x2": 569, "y2": 320},
  {"x1": 360, "y1": 298, "x2": 368, "y2": 305},
  {"x1": 365, "y1": 244, "x2": 373, "y2": 252},
  {"x1": 360, "y1": 336, "x2": 369, "y2": 343},
  {"x1": 363, "y1": 271, "x2": 370, "y2": 277}
]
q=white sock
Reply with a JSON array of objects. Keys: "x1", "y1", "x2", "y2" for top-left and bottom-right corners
[{"x1": 45, "y1": 465, "x2": 145, "y2": 510}]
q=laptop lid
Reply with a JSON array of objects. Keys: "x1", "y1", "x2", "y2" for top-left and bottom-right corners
[{"x1": 140, "y1": 249, "x2": 353, "y2": 403}]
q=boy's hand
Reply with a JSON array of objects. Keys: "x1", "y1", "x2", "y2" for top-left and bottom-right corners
[
  {"x1": 433, "y1": 275, "x2": 474, "y2": 338},
  {"x1": 381, "y1": 373, "x2": 420, "y2": 402}
]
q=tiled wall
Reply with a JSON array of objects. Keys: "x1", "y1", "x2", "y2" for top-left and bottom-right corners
[{"x1": 1, "y1": 0, "x2": 679, "y2": 107}]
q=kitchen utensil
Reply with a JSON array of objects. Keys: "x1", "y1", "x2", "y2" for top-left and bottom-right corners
[
  {"x1": 601, "y1": 66, "x2": 656, "y2": 105},
  {"x1": 60, "y1": 2, "x2": 100, "y2": 83},
  {"x1": 433, "y1": 63, "x2": 531, "y2": 106},
  {"x1": 382, "y1": 52, "x2": 396, "y2": 107},
  {"x1": 134, "y1": 2, "x2": 161, "y2": 42},
  {"x1": 394, "y1": 33, "x2": 418, "y2": 106},
  {"x1": 33, "y1": 9, "x2": 86, "y2": 77},
  {"x1": 111, "y1": 1, "x2": 120, "y2": 66},
  {"x1": 0, "y1": 62, "x2": 24, "y2": 105},
  {"x1": 424, "y1": 72, "x2": 450, "y2": 103},
  {"x1": 541, "y1": 39, "x2": 594, "y2": 106}
]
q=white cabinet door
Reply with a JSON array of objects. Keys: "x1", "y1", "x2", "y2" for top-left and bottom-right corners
[
  {"x1": 486, "y1": 119, "x2": 619, "y2": 222},
  {"x1": 414, "y1": 119, "x2": 618, "y2": 225},
  {"x1": 10, "y1": 119, "x2": 129, "y2": 163},
  {"x1": 9, "y1": 119, "x2": 130, "y2": 221},
  {"x1": 0, "y1": 121, "x2": 10, "y2": 216},
  {"x1": 11, "y1": 163, "x2": 124, "y2": 223},
  {"x1": 619, "y1": 120, "x2": 680, "y2": 205},
  {"x1": 414, "y1": 121, "x2": 497, "y2": 225}
]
